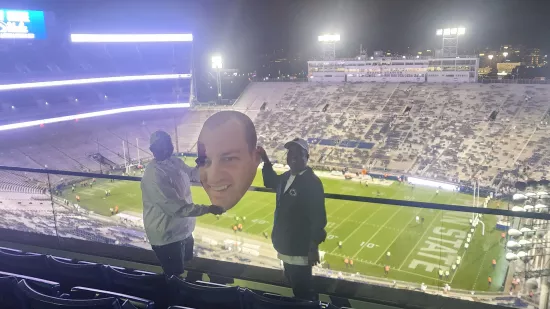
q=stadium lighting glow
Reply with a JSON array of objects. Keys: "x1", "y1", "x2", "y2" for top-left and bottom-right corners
[
  {"x1": 503, "y1": 52, "x2": 509, "y2": 57},
  {"x1": 437, "y1": 27, "x2": 465, "y2": 36},
  {"x1": 70, "y1": 33, "x2": 193, "y2": 43},
  {"x1": 211, "y1": 55, "x2": 223, "y2": 69},
  {"x1": 488, "y1": 54, "x2": 494, "y2": 60},
  {"x1": 0, "y1": 103, "x2": 191, "y2": 132},
  {"x1": 0, "y1": 74, "x2": 191, "y2": 91},
  {"x1": 318, "y1": 34, "x2": 340, "y2": 42}
]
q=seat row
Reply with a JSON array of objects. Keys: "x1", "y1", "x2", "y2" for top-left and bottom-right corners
[{"x1": 0, "y1": 247, "x2": 343, "y2": 309}]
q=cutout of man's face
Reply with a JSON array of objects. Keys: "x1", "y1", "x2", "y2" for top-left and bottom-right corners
[{"x1": 197, "y1": 114, "x2": 260, "y2": 210}]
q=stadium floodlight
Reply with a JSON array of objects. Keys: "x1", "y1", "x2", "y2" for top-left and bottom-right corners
[
  {"x1": 503, "y1": 52, "x2": 509, "y2": 57},
  {"x1": 436, "y1": 29, "x2": 443, "y2": 36},
  {"x1": 443, "y1": 28, "x2": 451, "y2": 35},
  {"x1": 211, "y1": 55, "x2": 223, "y2": 69},
  {"x1": 450, "y1": 28, "x2": 457, "y2": 35},
  {"x1": 0, "y1": 74, "x2": 191, "y2": 91},
  {"x1": 70, "y1": 33, "x2": 193, "y2": 43},
  {"x1": 318, "y1": 34, "x2": 340, "y2": 42},
  {"x1": 0, "y1": 103, "x2": 191, "y2": 132},
  {"x1": 458, "y1": 27, "x2": 466, "y2": 35},
  {"x1": 488, "y1": 54, "x2": 494, "y2": 60},
  {"x1": 11, "y1": 105, "x2": 15, "y2": 109}
]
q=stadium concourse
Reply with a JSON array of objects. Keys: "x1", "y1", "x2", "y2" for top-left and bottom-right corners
[{"x1": 0, "y1": 81, "x2": 549, "y2": 307}]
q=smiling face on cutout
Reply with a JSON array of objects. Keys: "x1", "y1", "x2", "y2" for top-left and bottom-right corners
[{"x1": 197, "y1": 111, "x2": 260, "y2": 210}]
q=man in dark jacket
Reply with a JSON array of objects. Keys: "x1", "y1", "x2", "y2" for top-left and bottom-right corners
[{"x1": 258, "y1": 138, "x2": 327, "y2": 301}]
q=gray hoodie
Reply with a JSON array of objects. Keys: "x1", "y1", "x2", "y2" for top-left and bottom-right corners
[{"x1": 141, "y1": 157, "x2": 211, "y2": 246}]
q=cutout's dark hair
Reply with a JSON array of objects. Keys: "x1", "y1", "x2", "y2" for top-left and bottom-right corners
[{"x1": 203, "y1": 111, "x2": 257, "y2": 151}]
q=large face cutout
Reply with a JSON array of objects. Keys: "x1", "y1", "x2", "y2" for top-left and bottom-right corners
[{"x1": 197, "y1": 114, "x2": 260, "y2": 210}]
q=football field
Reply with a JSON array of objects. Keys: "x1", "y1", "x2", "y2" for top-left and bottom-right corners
[{"x1": 64, "y1": 158, "x2": 506, "y2": 292}]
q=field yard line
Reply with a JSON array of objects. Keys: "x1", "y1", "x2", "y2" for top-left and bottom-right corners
[
  {"x1": 325, "y1": 201, "x2": 368, "y2": 235},
  {"x1": 371, "y1": 196, "x2": 436, "y2": 263},
  {"x1": 397, "y1": 194, "x2": 455, "y2": 270},
  {"x1": 372, "y1": 209, "x2": 423, "y2": 263},
  {"x1": 350, "y1": 206, "x2": 406, "y2": 258},
  {"x1": 326, "y1": 200, "x2": 351, "y2": 217},
  {"x1": 450, "y1": 224, "x2": 484, "y2": 286},
  {"x1": 468, "y1": 249, "x2": 488, "y2": 290},
  {"x1": 256, "y1": 197, "x2": 356, "y2": 234},
  {"x1": 329, "y1": 205, "x2": 384, "y2": 254},
  {"x1": 236, "y1": 197, "x2": 273, "y2": 219},
  {"x1": 393, "y1": 269, "x2": 443, "y2": 282},
  {"x1": 246, "y1": 206, "x2": 278, "y2": 231}
]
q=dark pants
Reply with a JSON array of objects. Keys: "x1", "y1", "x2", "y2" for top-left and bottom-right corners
[
  {"x1": 152, "y1": 236, "x2": 195, "y2": 278},
  {"x1": 283, "y1": 263, "x2": 318, "y2": 301}
]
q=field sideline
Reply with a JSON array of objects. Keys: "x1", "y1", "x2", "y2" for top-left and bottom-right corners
[{"x1": 64, "y1": 158, "x2": 506, "y2": 292}]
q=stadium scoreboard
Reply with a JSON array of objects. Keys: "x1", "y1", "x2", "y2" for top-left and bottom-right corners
[{"x1": 0, "y1": 9, "x2": 47, "y2": 39}]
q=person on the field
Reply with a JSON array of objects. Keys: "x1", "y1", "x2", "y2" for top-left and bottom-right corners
[
  {"x1": 259, "y1": 138, "x2": 327, "y2": 301},
  {"x1": 141, "y1": 130, "x2": 224, "y2": 279}
]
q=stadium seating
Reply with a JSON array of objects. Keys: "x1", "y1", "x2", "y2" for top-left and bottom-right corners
[
  {"x1": 242, "y1": 289, "x2": 327, "y2": 309},
  {"x1": 17, "y1": 279, "x2": 139, "y2": 309},
  {"x1": 103, "y1": 266, "x2": 169, "y2": 306},
  {"x1": 234, "y1": 82, "x2": 550, "y2": 188},
  {"x1": 0, "y1": 42, "x2": 189, "y2": 81},
  {"x1": 46, "y1": 256, "x2": 108, "y2": 291},
  {"x1": 0, "y1": 244, "x2": 366, "y2": 309},
  {"x1": 169, "y1": 276, "x2": 243, "y2": 309}
]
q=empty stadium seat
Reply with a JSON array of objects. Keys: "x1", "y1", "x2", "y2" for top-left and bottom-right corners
[
  {"x1": 46, "y1": 256, "x2": 108, "y2": 291},
  {"x1": 70, "y1": 287, "x2": 154, "y2": 309},
  {"x1": 0, "y1": 276, "x2": 24, "y2": 309},
  {"x1": 104, "y1": 266, "x2": 168, "y2": 306},
  {"x1": 169, "y1": 276, "x2": 243, "y2": 309},
  {"x1": 17, "y1": 279, "x2": 137, "y2": 309},
  {"x1": 0, "y1": 250, "x2": 49, "y2": 280},
  {"x1": 242, "y1": 289, "x2": 323, "y2": 309}
]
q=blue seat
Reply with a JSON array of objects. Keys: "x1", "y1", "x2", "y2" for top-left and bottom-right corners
[
  {"x1": 0, "y1": 249, "x2": 48, "y2": 278},
  {"x1": 0, "y1": 274, "x2": 60, "y2": 309},
  {"x1": 70, "y1": 287, "x2": 154, "y2": 309},
  {"x1": 242, "y1": 289, "x2": 322, "y2": 309},
  {"x1": 0, "y1": 276, "x2": 21, "y2": 309},
  {"x1": 104, "y1": 266, "x2": 167, "y2": 306},
  {"x1": 16, "y1": 279, "x2": 135, "y2": 309},
  {"x1": 0, "y1": 271, "x2": 60, "y2": 296},
  {"x1": 46, "y1": 256, "x2": 107, "y2": 291},
  {"x1": 169, "y1": 276, "x2": 243, "y2": 309}
]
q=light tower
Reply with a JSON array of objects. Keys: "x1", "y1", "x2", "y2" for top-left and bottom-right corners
[
  {"x1": 318, "y1": 34, "x2": 340, "y2": 60},
  {"x1": 211, "y1": 55, "x2": 223, "y2": 103},
  {"x1": 436, "y1": 27, "x2": 465, "y2": 57}
]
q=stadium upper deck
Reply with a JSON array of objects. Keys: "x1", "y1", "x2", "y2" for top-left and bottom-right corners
[
  {"x1": 0, "y1": 81, "x2": 548, "y2": 191},
  {"x1": 308, "y1": 57, "x2": 479, "y2": 83},
  {"x1": 0, "y1": 32, "x2": 193, "y2": 125}
]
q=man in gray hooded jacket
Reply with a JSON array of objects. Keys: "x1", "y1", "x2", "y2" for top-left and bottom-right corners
[{"x1": 141, "y1": 130, "x2": 224, "y2": 277}]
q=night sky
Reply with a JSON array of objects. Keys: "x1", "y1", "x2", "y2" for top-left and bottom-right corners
[{"x1": 7, "y1": 0, "x2": 550, "y2": 68}]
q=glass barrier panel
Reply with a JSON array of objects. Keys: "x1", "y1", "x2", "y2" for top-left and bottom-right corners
[
  {"x1": 53, "y1": 168, "x2": 147, "y2": 248},
  {"x1": 0, "y1": 169, "x2": 57, "y2": 237},
  {"x1": 1, "y1": 156, "x2": 548, "y2": 309}
]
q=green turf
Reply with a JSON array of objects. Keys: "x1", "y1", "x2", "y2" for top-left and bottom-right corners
[{"x1": 62, "y1": 158, "x2": 506, "y2": 292}]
